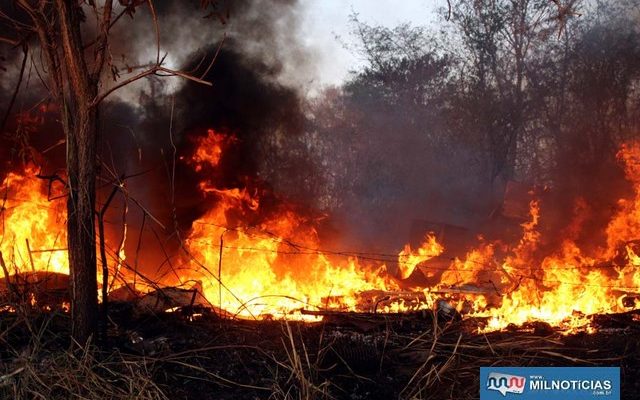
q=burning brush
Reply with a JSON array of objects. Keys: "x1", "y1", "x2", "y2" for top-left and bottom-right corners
[{"x1": 1, "y1": 129, "x2": 640, "y2": 335}]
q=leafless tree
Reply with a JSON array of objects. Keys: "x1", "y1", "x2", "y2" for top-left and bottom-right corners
[{"x1": 0, "y1": 0, "x2": 219, "y2": 345}]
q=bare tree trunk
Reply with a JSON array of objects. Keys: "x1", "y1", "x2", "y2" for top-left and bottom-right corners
[
  {"x1": 10, "y1": 0, "x2": 209, "y2": 345},
  {"x1": 64, "y1": 102, "x2": 99, "y2": 345},
  {"x1": 54, "y1": 0, "x2": 100, "y2": 346}
]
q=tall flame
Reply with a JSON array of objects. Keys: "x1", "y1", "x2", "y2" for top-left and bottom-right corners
[
  {"x1": 466, "y1": 144, "x2": 640, "y2": 331},
  {"x1": 1, "y1": 129, "x2": 640, "y2": 332},
  {"x1": 0, "y1": 166, "x2": 67, "y2": 275}
]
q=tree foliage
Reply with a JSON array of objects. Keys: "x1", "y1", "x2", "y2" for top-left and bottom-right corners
[{"x1": 295, "y1": 0, "x2": 640, "y2": 249}]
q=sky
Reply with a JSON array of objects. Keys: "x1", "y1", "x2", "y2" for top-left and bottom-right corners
[
  {"x1": 100, "y1": 1, "x2": 442, "y2": 104},
  {"x1": 298, "y1": 0, "x2": 439, "y2": 88}
]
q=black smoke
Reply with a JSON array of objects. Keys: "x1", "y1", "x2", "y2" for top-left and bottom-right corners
[{"x1": 0, "y1": 0, "x2": 317, "y2": 278}]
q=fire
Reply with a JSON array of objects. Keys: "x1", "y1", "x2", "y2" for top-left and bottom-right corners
[
  {"x1": 605, "y1": 142, "x2": 640, "y2": 258},
  {"x1": 0, "y1": 165, "x2": 122, "y2": 300},
  {"x1": 185, "y1": 216, "x2": 398, "y2": 318},
  {"x1": 179, "y1": 130, "x2": 452, "y2": 318},
  {"x1": 183, "y1": 168, "x2": 392, "y2": 317},
  {"x1": 0, "y1": 166, "x2": 67, "y2": 275},
  {"x1": 398, "y1": 235, "x2": 443, "y2": 279},
  {"x1": 463, "y1": 144, "x2": 640, "y2": 332},
  {"x1": 2, "y1": 128, "x2": 640, "y2": 332},
  {"x1": 460, "y1": 203, "x2": 626, "y2": 332},
  {"x1": 188, "y1": 128, "x2": 234, "y2": 171}
]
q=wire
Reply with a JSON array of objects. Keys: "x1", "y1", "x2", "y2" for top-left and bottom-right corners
[
  {"x1": 186, "y1": 236, "x2": 630, "y2": 271},
  {"x1": 189, "y1": 221, "x2": 627, "y2": 270},
  {"x1": 2, "y1": 200, "x2": 639, "y2": 292},
  {"x1": 186, "y1": 223, "x2": 640, "y2": 291}
]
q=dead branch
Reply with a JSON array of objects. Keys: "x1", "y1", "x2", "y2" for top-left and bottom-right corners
[
  {"x1": 25, "y1": 239, "x2": 35, "y2": 272},
  {"x1": 92, "y1": 65, "x2": 213, "y2": 106},
  {"x1": 1, "y1": 44, "x2": 28, "y2": 133},
  {"x1": 91, "y1": 0, "x2": 114, "y2": 80},
  {"x1": 0, "y1": 251, "x2": 18, "y2": 301},
  {"x1": 97, "y1": 183, "x2": 119, "y2": 342},
  {"x1": 0, "y1": 36, "x2": 20, "y2": 46}
]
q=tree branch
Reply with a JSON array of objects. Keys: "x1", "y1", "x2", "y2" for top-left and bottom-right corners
[
  {"x1": 17, "y1": 0, "x2": 63, "y2": 99},
  {"x1": 147, "y1": 0, "x2": 161, "y2": 64},
  {"x1": 0, "y1": 36, "x2": 20, "y2": 46},
  {"x1": 92, "y1": 65, "x2": 212, "y2": 106},
  {"x1": 1, "y1": 44, "x2": 28, "y2": 133},
  {"x1": 82, "y1": 6, "x2": 127, "y2": 51}
]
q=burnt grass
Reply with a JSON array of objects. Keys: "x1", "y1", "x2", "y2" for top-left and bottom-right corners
[{"x1": 0, "y1": 305, "x2": 639, "y2": 400}]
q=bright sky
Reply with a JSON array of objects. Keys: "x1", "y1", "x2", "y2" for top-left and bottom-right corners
[
  {"x1": 299, "y1": 0, "x2": 439, "y2": 88},
  {"x1": 106, "y1": 1, "x2": 441, "y2": 103}
]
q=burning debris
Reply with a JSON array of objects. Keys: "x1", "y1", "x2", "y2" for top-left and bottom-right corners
[{"x1": 1, "y1": 127, "x2": 640, "y2": 334}]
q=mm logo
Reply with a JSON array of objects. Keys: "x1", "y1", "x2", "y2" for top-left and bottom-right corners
[{"x1": 487, "y1": 372, "x2": 526, "y2": 396}]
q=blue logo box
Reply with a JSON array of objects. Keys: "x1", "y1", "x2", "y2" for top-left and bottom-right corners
[{"x1": 480, "y1": 367, "x2": 620, "y2": 399}]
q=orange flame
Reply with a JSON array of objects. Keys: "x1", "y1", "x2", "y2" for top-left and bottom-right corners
[
  {"x1": 2, "y1": 128, "x2": 640, "y2": 332},
  {"x1": 188, "y1": 129, "x2": 234, "y2": 172},
  {"x1": 467, "y1": 144, "x2": 640, "y2": 331},
  {"x1": 0, "y1": 166, "x2": 67, "y2": 275},
  {"x1": 397, "y1": 235, "x2": 443, "y2": 279}
]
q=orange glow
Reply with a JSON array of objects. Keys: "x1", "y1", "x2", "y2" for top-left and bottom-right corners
[
  {"x1": 465, "y1": 144, "x2": 640, "y2": 332},
  {"x1": 2, "y1": 128, "x2": 640, "y2": 332},
  {"x1": 397, "y1": 235, "x2": 443, "y2": 279},
  {"x1": 179, "y1": 132, "x2": 640, "y2": 327},
  {"x1": 189, "y1": 129, "x2": 233, "y2": 172},
  {"x1": 0, "y1": 166, "x2": 68, "y2": 275}
]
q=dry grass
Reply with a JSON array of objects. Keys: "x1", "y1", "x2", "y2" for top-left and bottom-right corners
[
  {"x1": 266, "y1": 321, "x2": 333, "y2": 400},
  {"x1": 0, "y1": 302, "x2": 638, "y2": 400},
  {"x1": 2, "y1": 344, "x2": 168, "y2": 400},
  {"x1": 0, "y1": 306, "x2": 167, "y2": 400}
]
